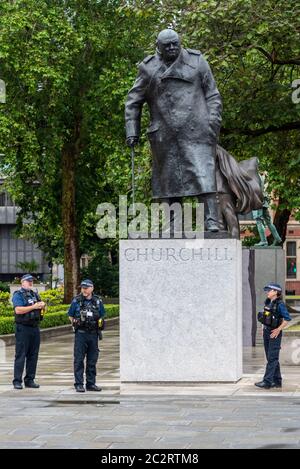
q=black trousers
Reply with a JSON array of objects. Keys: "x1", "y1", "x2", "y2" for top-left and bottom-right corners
[
  {"x1": 13, "y1": 323, "x2": 40, "y2": 385},
  {"x1": 263, "y1": 327, "x2": 282, "y2": 385},
  {"x1": 74, "y1": 330, "x2": 99, "y2": 387}
]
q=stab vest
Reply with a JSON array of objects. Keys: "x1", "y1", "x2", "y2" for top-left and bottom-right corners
[
  {"x1": 258, "y1": 298, "x2": 283, "y2": 329},
  {"x1": 75, "y1": 294, "x2": 102, "y2": 332},
  {"x1": 14, "y1": 289, "x2": 42, "y2": 326}
]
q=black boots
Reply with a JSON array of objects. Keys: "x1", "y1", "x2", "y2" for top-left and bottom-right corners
[
  {"x1": 13, "y1": 381, "x2": 40, "y2": 389},
  {"x1": 75, "y1": 384, "x2": 102, "y2": 392},
  {"x1": 255, "y1": 381, "x2": 271, "y2": 389},
  {"x1": 24, "y1": 381, "x2": 40, "y2": 388},
  {"x1": 86, "y1": 384, "x2": 102, "y2": 392},
  {"x1": 13, "y1": 382, "x2": 23, "y2": 390},
  {"x1": 75, "y1": 384, "x2": 85, "y2": 393},
  {"x1": 255, "y1": 381, "x2": 282, "y2": 389}
]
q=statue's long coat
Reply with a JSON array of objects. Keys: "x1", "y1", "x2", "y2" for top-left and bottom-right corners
[
  {"x1": 125, "y1": 48, "x2": 222, "y2": 198},
  {"x1": 216, "y1": 145, "x2": 264, "y2": 214}
]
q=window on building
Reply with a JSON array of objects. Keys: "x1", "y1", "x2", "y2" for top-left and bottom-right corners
[
  {"x1": 286, "y1": 241, "x2": 297, "y2": 279},
  {"x1": 0, "y1": 192, "x2": 5, "y2": 206},
  {"x1": 80, "y1": 255, "x2": 91, "y2": 269}
]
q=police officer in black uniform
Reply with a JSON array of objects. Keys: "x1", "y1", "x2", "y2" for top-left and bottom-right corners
[
  {"x1": 12, "y1": 274, "x2": 46, "y2": 390},
  {"x1": 68, "y1": 279, "x2": 105, "y2": 392},
  {"x1": 255, "y1": 283, "x2": 291, "y2": 389}
]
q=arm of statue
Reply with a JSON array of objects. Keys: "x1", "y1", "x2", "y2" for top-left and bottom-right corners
[
  {"x1": 125, "y1": 64, "x2": 149, "y2": 147},
  {"x1": 201, "y1": 58, "x2": 222, "y2": 140}
]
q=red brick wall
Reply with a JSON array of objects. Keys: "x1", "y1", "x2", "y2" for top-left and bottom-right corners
[
  {"x1": 286, "y1": 228, "x2": 300, "y2": 237},
  {"x1": 286, "y1": 281, "x2": 300, "y2": 295}
]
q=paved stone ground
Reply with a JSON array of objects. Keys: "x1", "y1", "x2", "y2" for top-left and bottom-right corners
[{"x1": 0, "y1": 324, "x2": 300, "y2": 449}]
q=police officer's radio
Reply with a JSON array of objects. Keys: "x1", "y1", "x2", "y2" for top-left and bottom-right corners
[{"x1": 257, "y1": 305, "x2": 282, "y2": 329}]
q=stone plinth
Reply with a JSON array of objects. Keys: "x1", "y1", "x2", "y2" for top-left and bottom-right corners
[
  {"x1": 253, "y1": 247, "x2": 285, "y2": 312},
  {"x1": 242, "y1": 249, "x2": 256, "y2": 347}
]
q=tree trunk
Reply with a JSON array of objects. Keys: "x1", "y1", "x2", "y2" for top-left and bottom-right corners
[
  {"x1": 62, "y1": 145, "x2": 80, "y2": 303},
  {"x1": 272, "y1": 199, "x2": 291, "y2": 244}
]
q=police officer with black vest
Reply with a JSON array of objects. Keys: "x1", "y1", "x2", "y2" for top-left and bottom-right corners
[
  {"x1": 68, "y1": 279, "x2": 105, "y2": 392},
  {"x1": 12, "y1": 274, "x2": 46, "y2": 390},
  {"x1": 255, "y1": 283, "x2": 291, "y2": 389}
]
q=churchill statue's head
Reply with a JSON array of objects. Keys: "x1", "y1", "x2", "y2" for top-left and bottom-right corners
[{"x1": 156, "y1": 29, "x2": 181, "y2": 64}]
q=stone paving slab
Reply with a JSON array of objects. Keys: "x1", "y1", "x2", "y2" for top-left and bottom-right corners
[
  {"x1": 0, "y1": 324, "x2": 300, "y2": 448},
  {"x1": 0, "y1": 394, "x2": 299, "y2": 449}
]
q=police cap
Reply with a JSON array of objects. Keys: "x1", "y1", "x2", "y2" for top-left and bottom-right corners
[
  {"x1": 80, "y1": 279, "x2": 94, "y2": 288},
  {"x1": 263, "y1": 283, "x2": 282, "y2": 293},
  {"x1": 21, "y1": 274, "x2": 34, "y2": 282}
]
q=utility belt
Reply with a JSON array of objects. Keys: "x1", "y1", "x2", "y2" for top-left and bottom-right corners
[
  {"x1": 77, "y1": 329, "x2": 98, "y2": 334},
  {"x1": 76, "y1": 322, "x2": 98, "y2": 332},
  {"x1": 16, "y1": 320, "x2": 40, "y2": 328},
  {"x1": 73, "y1": 314, "x2": 105, "y2": 338},
  {"x1": 257, "y1": 306, "x2": 282, "y2": 329}
]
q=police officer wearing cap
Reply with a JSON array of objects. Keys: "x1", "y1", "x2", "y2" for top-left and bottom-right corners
[
  {"x1": 68, "y1": 279, "x2": 105, "y2": 392},
  {"x1": 12, "y1": 274, "x2": 46, "y2": 390},
  {"x1": 255, "y1": 283, "x2": 291, "y2": 389}
]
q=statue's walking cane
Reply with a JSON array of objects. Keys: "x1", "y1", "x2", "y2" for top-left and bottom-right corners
[{"x1": 131, "y1": 146, "x2": 135, "y2": 208}]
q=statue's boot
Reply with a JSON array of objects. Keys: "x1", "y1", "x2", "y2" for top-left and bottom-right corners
[
  {"x1": 201, "y1": 193, "x2": 220, "y2": 232},
  {"x1": 160, "y1": 197, "x2": 182, "y2": 238},
  {"x1": 269, "y1": 223, "x2": 282, "y2": 246},
  {"x1": 254, "y1": 224, "x2": 268, "y2": 247}
]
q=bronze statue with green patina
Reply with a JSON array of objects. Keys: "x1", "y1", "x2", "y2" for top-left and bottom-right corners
[{"x1": 252, "y1": 173, "x2": 282, "y2": 247}]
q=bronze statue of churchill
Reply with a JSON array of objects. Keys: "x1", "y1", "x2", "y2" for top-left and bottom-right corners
[{"x1": 125, "y1": 29, "x2": 223, "y2": 231}]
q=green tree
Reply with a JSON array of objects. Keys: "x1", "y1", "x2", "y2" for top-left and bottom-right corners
[{"x1": 0, "y1": 0, "x2": 154, "y2": 301}]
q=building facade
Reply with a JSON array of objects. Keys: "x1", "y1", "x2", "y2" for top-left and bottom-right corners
[{"x1": 0, "y1": 182, "x2": 49, "y2": 282}]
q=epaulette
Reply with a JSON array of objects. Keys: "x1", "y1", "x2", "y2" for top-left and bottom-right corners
[
  {"x1": 93, "y1": 294, "x2": 102, "y2": 301},
  {"x1": 143, "y1": 54, "x2": 155, "y2": 64},
  {"x1": 186, "y1": 48, "x2": 201, "y2": 55}
]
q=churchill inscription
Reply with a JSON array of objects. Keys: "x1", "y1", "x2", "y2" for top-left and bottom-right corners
[
  {"x1": 120, "y1": 238, "x2": 243, "y2": 382},
  {"x1": 124, "y1": 246, "x2": 233, "y2": 262}
]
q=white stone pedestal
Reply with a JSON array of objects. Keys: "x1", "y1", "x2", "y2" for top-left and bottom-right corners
[{"x1": 120, "y1": 238, "x2": 243, "y2": 382}]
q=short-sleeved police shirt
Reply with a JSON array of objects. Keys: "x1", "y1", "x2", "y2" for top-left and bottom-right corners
[
  {"x1": 12, "y1": 288, "x2": 37, "y2": 308},
  {"x1": 276, "y1": 302, "x2": 291, "y2": 322}
]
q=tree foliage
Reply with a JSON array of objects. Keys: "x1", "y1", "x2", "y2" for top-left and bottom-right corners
[
  {"x1": 0, "y1": 0, "x2": 299, "y2": 299},
  {"x1": 0, "y1": 0, "x2": 154, "y2": 300}
]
